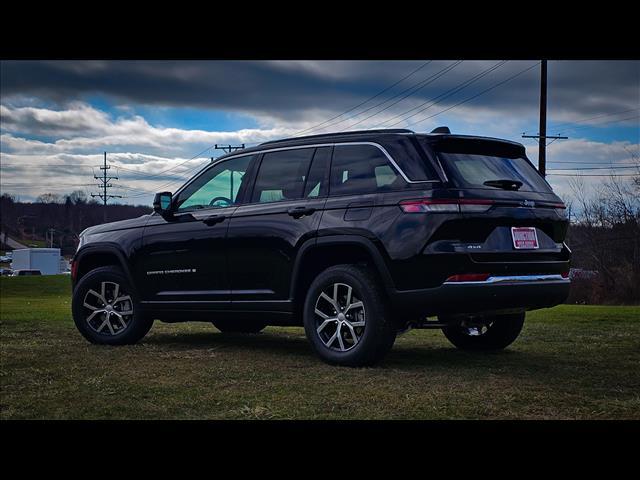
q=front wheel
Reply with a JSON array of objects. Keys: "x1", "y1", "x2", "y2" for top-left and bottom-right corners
[
  {"x1": 72, "y1": 266, "x2": 153, "y2": 345},
  {"x1": 441, "y1": 312, "x2": 525, "y2": 351}
]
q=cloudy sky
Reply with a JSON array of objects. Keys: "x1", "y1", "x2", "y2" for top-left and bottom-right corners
[{"x1": 1, "y1": 60, "x2": 638, "y2": 205}]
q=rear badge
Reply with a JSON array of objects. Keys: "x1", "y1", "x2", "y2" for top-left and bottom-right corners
[{"x1": 511, "y1": 227, "x2": 539, "y2": 249}]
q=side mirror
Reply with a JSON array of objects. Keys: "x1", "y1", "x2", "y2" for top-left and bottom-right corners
[{"x1": 153, "y1": 191, "x2": 173, "y2": 217}]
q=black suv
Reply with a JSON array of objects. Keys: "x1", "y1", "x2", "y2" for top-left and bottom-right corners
[{"x1": 71, "y1": 128, "x2": 571, "y2": 366}]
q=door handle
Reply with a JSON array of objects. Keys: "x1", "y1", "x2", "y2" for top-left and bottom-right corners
[
  {"x1": 287, "y1": 206, "x2": 316, "y2": 219},
  {"x1": 202, "y1": 214, "x2": 226, "y2": 226}
]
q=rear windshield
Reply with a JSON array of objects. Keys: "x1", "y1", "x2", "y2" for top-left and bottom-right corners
[{"x1": 436, "y1": 152, "x2": 552, "y2": 193}]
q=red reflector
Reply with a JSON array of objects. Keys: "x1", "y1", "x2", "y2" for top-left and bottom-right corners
[
  {"x1": 445, "y1": 273, "x2": 491, "y2": 282},
  {"x1": 71, "y1": 260, "x2": 78, "y2": 281},
  {"x1": 561, "y1": 271, "x2": 570, "y2": 278}
]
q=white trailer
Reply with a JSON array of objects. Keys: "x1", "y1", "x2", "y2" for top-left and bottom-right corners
[{"x1": 10, "y1": 248, "x2": 61, "y2": 275}]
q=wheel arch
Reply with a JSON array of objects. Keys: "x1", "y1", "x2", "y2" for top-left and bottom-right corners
[
  {"x1": 73, "y1": 244, "x2": 134, "y2": 289},
  {"x1": 290, "y1": 235, "x2": 395, "y2": 312}
]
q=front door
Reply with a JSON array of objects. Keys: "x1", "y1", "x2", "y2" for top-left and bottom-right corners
[{"x1": 138, "y1": 154, "x2": 257, "y2": 304}]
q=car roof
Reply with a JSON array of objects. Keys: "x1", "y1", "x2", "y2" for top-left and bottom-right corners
[{"x1": 212, "y1": 129, "x2": 525, "y2": 162}]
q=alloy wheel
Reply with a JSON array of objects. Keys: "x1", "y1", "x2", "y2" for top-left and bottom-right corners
[
  {"x1": 82, "y1": 281, "x2": 134, "y2": 336},
  {"x1": 314, "y1": 282, "x2": 366, "y2": 352}
]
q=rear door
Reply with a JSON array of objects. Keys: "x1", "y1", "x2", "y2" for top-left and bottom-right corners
[
  {"x1": 226, "y1": 146, "x2": 331, "y2": 306},
  {"x1": 319, "y1": 143, "x2": 411, "y2": 241}
]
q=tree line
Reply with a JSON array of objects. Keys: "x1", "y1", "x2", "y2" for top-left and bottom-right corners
[
  {"x1": 0, "y1": 191, "x2": 151, "y2": 255},
  {"x1": 564, "y1": 172, "x2": 639, "y2": 304}
]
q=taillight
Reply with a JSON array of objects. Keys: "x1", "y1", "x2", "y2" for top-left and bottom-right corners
[
  {"x1": 399, "y1": 198, "x2": 494, "y2": 213},
  {"x1": 552, "y1": 202, "x2": 568, "y2": 219},
  {"x1": 71, "y1": 259, "x2": 78, "y2": 281},
  {"x1": 561, "y1": 270, "x2": 570, "y2": 279},
  {"x1": 445, "y1": 273, "x2": 491, "y2": 282}
]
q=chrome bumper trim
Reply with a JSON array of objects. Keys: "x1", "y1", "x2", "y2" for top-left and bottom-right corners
[{"x1": 444, "y1": 274, "x2": 569, "y2": 285}]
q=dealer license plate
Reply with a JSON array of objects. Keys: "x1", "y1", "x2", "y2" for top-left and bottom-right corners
[{"x1": 511, "y1": 227, "x2": 539, "y2": 249}]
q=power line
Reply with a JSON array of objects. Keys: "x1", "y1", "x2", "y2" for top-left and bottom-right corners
[
  {"x1": 547, "y1": 173, "x2": 637, "y2": 177},
  {"x1": 548, "y1": 160, "x2": 638, "y2": 164},
  {"x1": 545, "y1": 107, "x2": 640, "y2": 131},
  {"x1": 302, "y1": 61, "x2": 463, "y2": 135},
  {"x1": 547, "y1": 165, "x2": 638, "y2": 171},
  {"x1": 379, "y1": 61, "x2": 508, "y2": 129},
  {"x1": 339, "y1": 61, "x2": 468, "y2": 131},
  {"x1": 125, "y1": 144, "x2": 217, "y2": 181},
  {"x1": 555, "y1": 114, "x2": 640, "y2": 135},
  {"x1": 292, "y1": 60, "x2": 433, "y2": 137},
  {"x1": 401, "y1": 62, "x2": 541, "y2": 134}
]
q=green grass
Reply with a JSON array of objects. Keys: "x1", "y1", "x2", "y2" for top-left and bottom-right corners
[{"x1": 1, "y1": 275, "x2": 639, "y2": 420}]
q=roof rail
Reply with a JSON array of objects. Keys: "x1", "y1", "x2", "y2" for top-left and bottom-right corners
[{"x1": 259, "y1": 128, "x2": 414, "y2": 146}]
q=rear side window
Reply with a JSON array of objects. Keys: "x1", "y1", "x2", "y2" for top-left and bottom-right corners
[
  {"x1": 437, "y1": 152, "x2": 552, "y2": 193},
  {"x1": 252, "y1": 148, "x2": 315, "y2": 203},
  {"x1": 330, "y1": 144, "x2": 405, "y2": 196}
]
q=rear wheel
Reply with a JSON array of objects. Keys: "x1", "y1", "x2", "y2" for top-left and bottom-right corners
[
  {"x1": 303, "y1": 264, "x2": 396, "y2": 367},
  {"x1": 441, "y1": 312, "x2": 525, "y2": 351},
  {"x1": 72, "y1": 266, "x2": 153, "y2": 345},
  {"x1": 213, "y1": 319, "x2": 266, "y2": 333}
]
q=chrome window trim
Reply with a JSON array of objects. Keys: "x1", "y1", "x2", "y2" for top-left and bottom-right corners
[
  {"x1": 443, "y1": 274, "x2": 569, "y2": 285},
  {"x1": 172, "y1": 141, "x2": 440, "y2": 201}
]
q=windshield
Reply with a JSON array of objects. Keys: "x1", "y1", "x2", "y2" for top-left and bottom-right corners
[{"x1": 436, "y1": 152, "x2": 552, "y2": 193}]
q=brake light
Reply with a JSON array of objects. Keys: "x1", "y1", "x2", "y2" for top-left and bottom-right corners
[
  {"x1": 445, "y1": 273, "x2": 491, "y2": 282},
  {"x1": 399, "y1": 198, "x2": 494, "y2": 213}
]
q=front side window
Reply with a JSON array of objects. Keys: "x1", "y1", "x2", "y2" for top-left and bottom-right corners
[
  {"x1": 330, "y1": 144, "x2": 404, "y2": 196},
  {"x1": 175, "y1": 155, "x2": 255, "y2": 212},
  {"x1": 252, "y1": 148, "x2": 316, "y2": 203}
]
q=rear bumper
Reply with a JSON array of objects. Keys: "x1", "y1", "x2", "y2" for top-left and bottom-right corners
[{"x1": 389, "y1": 275, "x2": 570, "y2": 317}]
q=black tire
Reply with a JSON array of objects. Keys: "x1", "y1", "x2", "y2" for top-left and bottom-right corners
[
  {"x1": 72, "y1": 266, "x2": 153, "y2": 345},
  {"x1": 441, "y1": 312, "x2": 525, "y2": 351},
  {"x1": 212, "y1": 319, "x2": 266, "y2": 333},
  {"x1": 303, "y1": 264, "x2": 396, "y2": 367}
]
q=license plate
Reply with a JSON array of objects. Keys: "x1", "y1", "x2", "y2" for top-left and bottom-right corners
[{"x1": 511, "y1": 227, "x2": 539, "y2": 249}]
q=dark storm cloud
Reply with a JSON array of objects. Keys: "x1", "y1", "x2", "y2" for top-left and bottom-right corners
[{"x1": 1, "y1": 60, "x2": 638, "y2": 122}]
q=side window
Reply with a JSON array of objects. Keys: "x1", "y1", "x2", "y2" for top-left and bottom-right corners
[
  {"x1": 304, "y1": 147, "x2": 331, "y2": 198},
  {"x1": 330, "y1": 144, "x2": 403, "y2": 196},
  {"x1": 175, "y1": 155, "x2": 254, "y2": 212},
  {"x1": 252, "y1": 148, "x2": 315, "y2": 204}
]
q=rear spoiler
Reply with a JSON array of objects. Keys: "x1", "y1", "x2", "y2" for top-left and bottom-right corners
[{"x1": 423, "y1": 136, "x2": 526, "y2": 158}]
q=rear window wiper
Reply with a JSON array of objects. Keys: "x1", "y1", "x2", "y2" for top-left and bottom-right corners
[{"x1": 483, "y1": 179, "x2": 523, "y2": 191}]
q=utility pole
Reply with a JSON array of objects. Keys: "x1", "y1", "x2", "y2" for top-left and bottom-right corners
[
  {"x1": 47, "y1": 228, "x2": 56, "y2": 248},
  {"x1": 91, "y1": 152, "x2": 122, "y2": 223},
  {"x1": 522, "y1": 61, "x2": 568, "y2": 177},
  {"x1": 214, "y1": 144, "x2": 245, "y2": 155}
]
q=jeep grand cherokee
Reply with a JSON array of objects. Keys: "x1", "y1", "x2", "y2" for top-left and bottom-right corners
[{"x1": 71, "y1": 128, "x2": 571, "y2": 366}]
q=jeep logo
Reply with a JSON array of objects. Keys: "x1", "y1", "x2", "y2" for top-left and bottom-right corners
[{"x1": 522, "y1": 200, "x2": 535, "y2": 208}]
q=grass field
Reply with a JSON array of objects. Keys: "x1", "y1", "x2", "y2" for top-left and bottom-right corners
[{"x1": 1, "y1": 275, "x2": 638, "y2": 419}]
